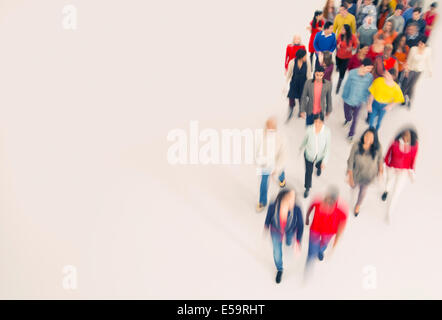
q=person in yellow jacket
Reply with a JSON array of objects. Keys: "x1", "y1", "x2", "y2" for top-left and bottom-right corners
[
  {"x1": 367, "y1": 69, "x2": 405, "y2": 131},
  {"x1": 333, "y1": 4, "x2": 356, "y2": 35}
]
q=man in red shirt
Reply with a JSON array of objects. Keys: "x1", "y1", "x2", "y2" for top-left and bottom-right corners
[{"x1": 305, "y1": 186, "x2": 348, "y2": 267}]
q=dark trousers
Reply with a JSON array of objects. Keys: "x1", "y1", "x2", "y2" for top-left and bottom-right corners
[
  {"x1": 288, "y1": 98, "x2": 301, "y2": 119},
  {"x1": 401, "y1": 71, "x2": 421, "y2": 100},
  {"x1": 343, "y1": 102, "x2": 361, "y2": 137},
  {"x1": 304, "y1": 153, "x2": 323, "y2": 190},
  {"x1": 335, "y1": 56, "x2": 350, "y2": 80}
]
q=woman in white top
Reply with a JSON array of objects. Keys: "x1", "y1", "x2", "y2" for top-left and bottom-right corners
[{"x1": 401, "y1": 36, "x2": 432, "y2": 107}]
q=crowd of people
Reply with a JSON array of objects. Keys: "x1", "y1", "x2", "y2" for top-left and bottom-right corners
[{"x1": 258, "y1": 0, "x2": 436, "y2": 284}]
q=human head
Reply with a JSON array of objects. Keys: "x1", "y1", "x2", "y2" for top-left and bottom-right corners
[
  {"x1": 418, "y1": 35, "x2": 428, "y2": 48},
  {"x1": 324, "y1": 185, "x2": 339, "y2": 206},
  {"x1": 384, "y1": 43, "x2": 393, "y2": 58},
  {"x1": 322, "y1": 51, "x2": 333, "y2": 67},
  {"x1": 431, "y1": 2, "x2": 438, "y2": 11},
  {"x1": 359, "y1": 43, "x2": 370, "y2": 56},
  {"x1": 296, "y1": 49, "x2": 307, "y2": 61},
  {"x1": 314, "y1": 66, "x2": 325, "y2": 81},
  {"x1": 324, "y1": 21, "x2": 334, "y2": 35},
  {"x1": 412, "y1": 7, "x2": 422, "y2": 20},
  {"x1": 339, "y1": 5, "x2": 348, "y2": 16},
  {"x1": 407, "y1": 23, "x2": 419, "y2": 36},
  {"x1": 275, "y1": 189, "x2": 296, "y2": 216},
  {"x1": 342, "y1": 24, "x2": 352, "y2": 39},
  {"x1": 365, "y1": 15, "x2": 375, "y2": 27},
  {"x1": 313, "y1": 113, "x2": 324, "y2": 130},
  {"x1": 313, "y1": 10, "x2": 323, "y2": 25},
  {"x1": 344, "y1": 0, "x2": 353, "y2": 9},
  {"x1": 395, "y1": 127, "x2": 418, "y2": 146},
  {"x1": 383, "y1": 20, "x2": 394, "y2": 33},
  {"x1": 360, "y1": 58, "x2": 374, "y2": 74},
  {"x1": 265, "y1": 117, "x2": 277, "y2": 131},
  {"x1": 395, "y1": 4, "x2": 404, "y2": 15},
  {"x1": 364, "y1": 0, "x2": 373, "y2": 5},
  {"x1": 361, "y1": 128, "x2": 376, "y2": 147},
  {"x1": 292, "y1": 34, "x2": 301, "y2": 44}
]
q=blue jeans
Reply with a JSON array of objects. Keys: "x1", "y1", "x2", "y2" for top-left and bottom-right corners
[
  {"x1": 271, "y1": 230, "x2": 294, "y2": 271},
  {"x1": 368, "y1": 100, "x2": 387, "y2": 131},
  {"x1": 306, "y1": 230, "x2": 334, "y2": 265},
  {"x1": 259, "y1": 171, "x2": 285, "y2": 206}
]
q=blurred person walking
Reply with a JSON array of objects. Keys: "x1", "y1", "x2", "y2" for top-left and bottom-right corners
[
  {"x1": 423, "y1": 2, "x2": 438, "y2": 38},
  {"x1": 367, "y1": 69, "x2": 404, "y2": 131},
  {"x1": 334, "y1": 4, "x2": 357, "y2": 35},
  {"x1": 314, "y1": 21, "x2": 337, "y2": 69},
  {"x1": 336, "y1": 24, "x2": 359, "y2": 93},
  {"x1": 304, "y1": 186, "x2": 348, "y2": 268},
  {"x1": 382, "y1": 127, "x2": 418, "y2": 223},
  {"x1": 341, "y1": 58, "x2": 374, "y2": 141},
  {"x1": 401, "y1": 35, "x2": 431, "y2": 107},
  {"x1": 348, "y1": 44, "x2": 370, "y2": 70},
  {"x1": 347, "y1": 127, "x2": 383, "y2": 216},
  {"x1": 285, "y1": 35, "x2": 307, "y2": 74},
  {"x1": 300, "y1": 66, "x2": 333, "y2": 126},
  {"x1": 299, "y1": 113, "x2": 331, "y2": 198},
  {"x1": 264, "y1": 189, "x2": 304, "y2": 283},
  {"x1": 256, "y1": 117, "x2": 287, "y2": 212},
  {"x1": 323, "y1": 0, "x2": 338, "y2": 23},
  {"x1": 286, "y1": 49, "x2": 312, "y2": 121},
  {"x1": 357, "y1": 0, "x2": 378, "y2": 28},
  {"x1": 392, "y1": 33, "x2": 409, "y2": 84},
  {"x1": 387, "y1": 3, "x2": 406, "y2": 33},
  {"x1": 357, "y1": 15, "x2": 378, "y2": 46},
  {"x1": 308, "y1": 11, "x2": 325, "y2": 66}
]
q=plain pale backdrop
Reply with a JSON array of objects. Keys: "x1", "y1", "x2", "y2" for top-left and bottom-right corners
[{"x1": 0, "y1": 0, "x2": 441, "y2": 299}]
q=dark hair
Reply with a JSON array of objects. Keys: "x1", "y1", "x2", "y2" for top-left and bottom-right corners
[
  {"x1": 312, "y1": 10, "x2": 323, "y2": 29},
  {"x1": 359, "y1": 43, "x2": 369, "y2": 50},
  {"x1": 392, "y1": 33, "x2": 407, "y2": 54},
  {"x1": 395, "y1": 4, "x2": 404, "y2": 11},
  {"x1": 418, "y1": 35, "x2": 428, "y2": 45},
  {"x1": 315, "y1": 65, "x2": 325, "y2": 73},
  {"x1": 395, "y1": 128, "x2": 418, "y2": 146},
  {"x1": 358, "y1": 127, "x2": 380, "y2": 159},
  {"x1": 313, "y1": 113, "x2": 325, "y2": 122},
  {"x1": 362, "y1": 57, "x2": 373, "y2": 66},
  {"x1": 324, "y1": 21, "x2": 333, "y2": 30},
  {"x1": 322, "y1": 51, "x2": 333, "y2": 67},
  {"x1": 413, "y1": 7, "x2": 422, "y2": 14},
  {"x1": 388, "y1": 68, "x2": 397, "y2": 79},
  {"x1": 296, "y1": 49, "x2": 307, "y2": 59},
  {"x1": 431, "y1": 2, "x2": 438, "y2": 8},
  {"x1": 341, "y1": 24, "x2": 352, "y2": 43}
]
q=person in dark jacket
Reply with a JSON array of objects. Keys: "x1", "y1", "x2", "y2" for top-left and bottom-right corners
[
  {"x1": 264, "y1": 188, "x2": 304, "y2": 284},
  {"x1": 300, "y1": 66, "x2": 333, "y2": 126}
]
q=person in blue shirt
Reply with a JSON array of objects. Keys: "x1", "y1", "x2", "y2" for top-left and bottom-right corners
[
  {"x1": 313, "y1": 21, "x2": 337, "y2": 68},
  {"x1": 264, "y1": 188, "x2": 304, "y2": 284},
  {"x1": 341, "y1": 58, "x2": 374, "y2": 141}
]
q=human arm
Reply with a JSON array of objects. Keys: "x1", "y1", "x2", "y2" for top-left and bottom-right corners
[
  {"x1": 326, "y1": 81, "x2": 333, "y2": 115},
  {"x1": 294, "y1": 206, "x2": 304, "y2": 244},
  {"x1": 347, "y1": 143, "x2": 358, "y2": 187},
  {"x1": 264, "y1": 203, "x2": 274, "y2": 229}
]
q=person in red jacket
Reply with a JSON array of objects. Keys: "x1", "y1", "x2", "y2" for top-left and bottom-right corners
[
  {"x1": 308, "y1": 11, "x2": 325, "y2": 67},
  {"x1": 285, "y1": 35, "x2": 306, "y2": 73},
  {"x1": 381, "y1": 127, "x2": 418, "y2": 223},
  {"x1": 305, "y1": 186, "x2": 348, "y2": 271}
]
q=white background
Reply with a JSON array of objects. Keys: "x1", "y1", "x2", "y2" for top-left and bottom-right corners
[{"x1": 0, "y1": 0, "x2": 441, "y2": 299}]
